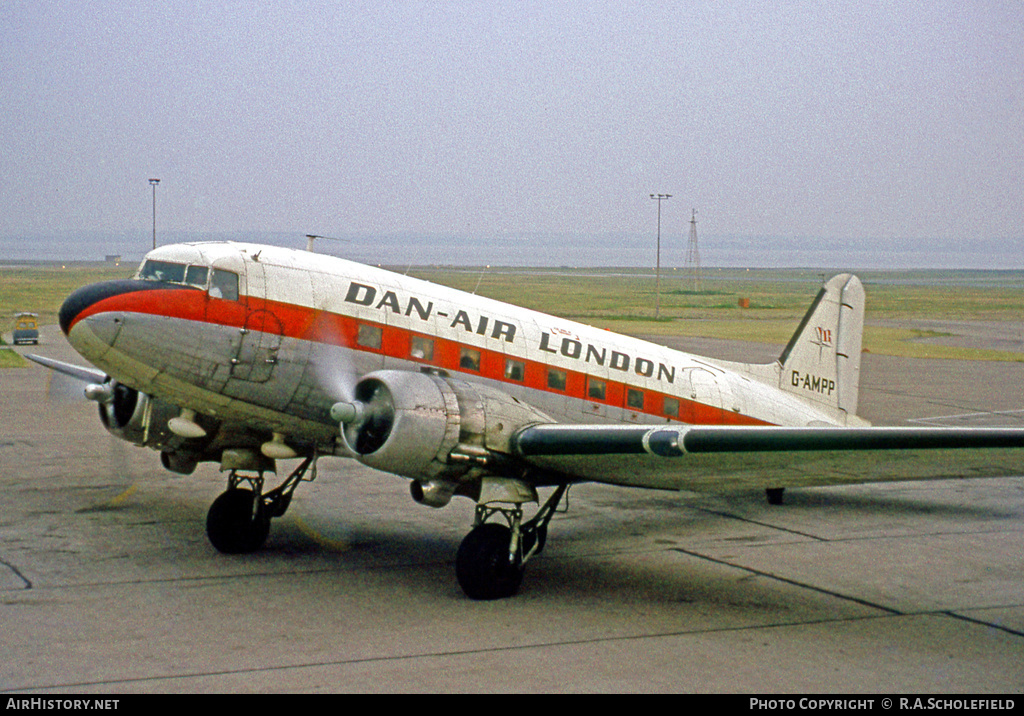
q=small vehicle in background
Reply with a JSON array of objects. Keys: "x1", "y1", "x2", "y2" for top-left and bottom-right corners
[{"x1": 12, "y1": 312, "x2": 40, "y2": 345}]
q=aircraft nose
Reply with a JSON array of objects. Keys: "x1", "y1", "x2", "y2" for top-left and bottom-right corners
[{"x1": 59, "y1": 279, "x2": 147, "y2": 335}]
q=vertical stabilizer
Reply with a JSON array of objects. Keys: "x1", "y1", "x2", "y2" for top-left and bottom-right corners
[{"x1": 778, "y1": 274, "x2": 865, "y2": 421}]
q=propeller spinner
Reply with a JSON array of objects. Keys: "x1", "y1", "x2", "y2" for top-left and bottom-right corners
[{"x1": 331, "y1": 378, "x2": 396, "y2": 455}]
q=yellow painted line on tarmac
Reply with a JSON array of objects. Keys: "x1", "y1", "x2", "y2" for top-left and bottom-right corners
[
  {"x1": 291, "y1": 515, "x2": 351, "y2": 552},
  {"x1": 107, "y1": 483, "x2": 138, "y2": 506}
]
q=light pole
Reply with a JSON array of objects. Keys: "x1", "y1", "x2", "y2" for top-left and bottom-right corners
[
  {"x1": 650, "y1": 193, "x2": 671, "y2": 318},
  {"x1": 149, "y1": 178, "x2": 160, "y2": 250}
]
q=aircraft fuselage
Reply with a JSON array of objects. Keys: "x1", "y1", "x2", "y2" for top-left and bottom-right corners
[{"x1": 59, "y1": 242, "x2": 847, "y2": 464}]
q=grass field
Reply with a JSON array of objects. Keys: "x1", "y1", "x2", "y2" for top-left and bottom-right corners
[
  {"x1": 2, "y1": 262, "x2": 1021, "y2": 362},
  {"x1": 1, "y1": 263, "x2": 134, "y2": 332},
  {"x1": 0, "y1": 348, "x2": 27, "y2": 368}
]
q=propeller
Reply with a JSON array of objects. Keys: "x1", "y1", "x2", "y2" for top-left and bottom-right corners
[
  {"x1": 31, "y1": 355, "x2": 141, "y2": 508},
  {"x1": 330, "y1": 377, "x2": 396, "y2": 455},
  {"x1": 303, "y1": 302, "x2": 400, "y2": 457},
  {"x1": 303, "y1": 310, "x2": 397, "y2": 456}
]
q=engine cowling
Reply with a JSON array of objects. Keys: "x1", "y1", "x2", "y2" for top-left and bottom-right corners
[
  {"x1": 334, "y1": 370, "x2": 553, "y2": 496},
  {"x1": 88, "y1": 380, "x2": 212, "y2": 451}
]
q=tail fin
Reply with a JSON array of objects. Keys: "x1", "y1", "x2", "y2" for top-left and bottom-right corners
[{"x1": 778, "y1": 274, "x2": 865, "y2": 421}]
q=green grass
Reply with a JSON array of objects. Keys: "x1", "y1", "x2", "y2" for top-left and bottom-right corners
[
  {"x1": 0, "y1": 263, "x2": 134, "y2": 334},
  {"x1": 409, "y1": 267, "x2": 1024, "y2": 361},
  {"x1": 0, "y1": 348, "x2": 28, "y2": 368}
]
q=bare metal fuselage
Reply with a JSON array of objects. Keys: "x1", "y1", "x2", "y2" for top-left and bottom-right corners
[{"x1": 61, "y1": 242, "x2": 1022, "y2": 493}]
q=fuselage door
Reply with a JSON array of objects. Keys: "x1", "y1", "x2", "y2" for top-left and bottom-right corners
[
  {"x1": 686, "y1": 367, "x2": 724, "y2": 424},
  {"x1": 230, "y1": 259, "x2": 283, "y2": 383},
  {"x1": 202, "y1": 257, "x2": 247, "y2": 391}
]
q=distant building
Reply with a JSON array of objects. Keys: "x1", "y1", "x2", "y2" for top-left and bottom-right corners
[{"x1": 105, "y1": 255, "x2": 121, "y2": 264}]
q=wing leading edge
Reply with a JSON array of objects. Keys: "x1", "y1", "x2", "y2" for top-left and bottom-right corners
[
  {"x1": 25, "y1": 354, "x2": 107, "y2": 384},
  {"x1": 514, "y1": 423, "x2": 1024, "y2": 456}
]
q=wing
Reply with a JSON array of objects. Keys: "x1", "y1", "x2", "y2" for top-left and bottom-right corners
[
  {"x1": 25, "y1": 354, "x2": 108, "y2": 384},
  {"x1": 511, "y1": 423, "x2": 1024, "y2": 493}
]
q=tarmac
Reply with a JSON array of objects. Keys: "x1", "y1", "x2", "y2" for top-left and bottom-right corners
[{"x1": 1, "y1": 324, "x2": 1022, "y2": 693}]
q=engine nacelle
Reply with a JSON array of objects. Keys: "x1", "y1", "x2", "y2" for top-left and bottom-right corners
[
  {"x1": 160, "y1": 449, "x2": 199, "y2": 475},
  {"x1": 336, "y1": 369, "x2": 553, "y2": 491},
  {"x1": 89, "y1": 380, "x2": 212, "y2": 451}
]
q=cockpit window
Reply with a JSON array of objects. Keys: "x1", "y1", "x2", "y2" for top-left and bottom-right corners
[
  {"x1": 140, "y1": 260, "x2": 212, "y2": 290},
  {"x1": 140, "y1": 260, "x2": 187, "y2": 283},
  {"x1": 210, "y1": 269, "x2": 239, "y2": 301},
  {"x1": 185, "y1": 265, "x2": 209, "y2": 287}
]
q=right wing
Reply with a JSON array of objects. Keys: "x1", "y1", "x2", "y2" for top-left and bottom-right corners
[{"x1": 511, "y1": 423, "x2": 1024, "y2": 493}]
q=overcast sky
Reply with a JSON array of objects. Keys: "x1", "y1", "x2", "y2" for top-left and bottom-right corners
[{"x1": 2, "y1": 1, "x2": 1022, "y2": 265}]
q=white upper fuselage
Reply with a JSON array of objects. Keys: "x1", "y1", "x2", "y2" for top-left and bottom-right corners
[{"x1": 64, "y1": 241, "x2": 843, "y2": 454}]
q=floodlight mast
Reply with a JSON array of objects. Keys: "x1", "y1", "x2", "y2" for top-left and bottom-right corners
[
  {"x1": 650, "y1": 193, "x2": 671, "y2": 318},
  {"x1": 149, "y1": 179, "x2": 160, "y2": 250}
]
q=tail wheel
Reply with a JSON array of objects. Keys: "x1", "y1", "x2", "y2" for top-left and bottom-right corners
[
  {"x1": 455, "y1": 523, "x2": 524, "y2": 600},
  {"x1": 206, "y1": 488, "x2": 270, "y2": 554}
]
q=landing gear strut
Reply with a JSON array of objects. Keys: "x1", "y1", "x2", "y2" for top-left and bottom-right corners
[
  {"x1": 456, "y1": 483, "x2": 568, "y2": 600},
  {"x1": 206, "y1": 454, "x2": 318, "y2": 554}
]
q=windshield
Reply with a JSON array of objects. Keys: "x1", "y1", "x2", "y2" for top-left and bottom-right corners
[
  {"x1": 140, "y1": 260, "x2": 210, "y2": 288},
  {"x1": 140, "y1": 260, "x2": 187, "y2": 283}
]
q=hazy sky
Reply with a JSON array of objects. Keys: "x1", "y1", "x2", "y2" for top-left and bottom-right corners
[{"x1": 2, "y1": 1, "x2": 1022, "y2": 265}]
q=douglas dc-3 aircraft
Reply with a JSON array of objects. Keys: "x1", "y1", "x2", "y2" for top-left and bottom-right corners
[{"x1": 30, "y1": 241, "x2": 1024, "y2": 599}]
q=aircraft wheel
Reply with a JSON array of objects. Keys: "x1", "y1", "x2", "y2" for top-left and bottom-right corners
[
  {"x1": 456, "y1": 523, "x2": 524, "y2": 600},
  {"x1": 206, "y1": 488, "x2": 270, "y2": 554}
]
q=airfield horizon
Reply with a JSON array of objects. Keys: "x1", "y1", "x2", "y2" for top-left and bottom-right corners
[{"x1": 2, "y1": 263, "x2": 1022, "y2": 362}]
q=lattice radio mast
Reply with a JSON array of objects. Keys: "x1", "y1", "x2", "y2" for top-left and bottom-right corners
[{"x1": 685, "y1": 208, "x2": 702, "y2": 292}]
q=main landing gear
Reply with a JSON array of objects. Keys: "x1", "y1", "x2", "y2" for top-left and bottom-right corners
[
  {"x1": 456, "y1": 482, "x2": 569, "y2": 600},
  {"x1": 206, "y1": 454, "x2": 318, "y2": 554}
]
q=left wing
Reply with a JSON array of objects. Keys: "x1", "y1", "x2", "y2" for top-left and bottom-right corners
[
  {"x1": 511, "y1": 423, "x2": 1024, "y2": 492},
  {"x1": 26, "y1": 354, "x2": 108, "y2": 384}
]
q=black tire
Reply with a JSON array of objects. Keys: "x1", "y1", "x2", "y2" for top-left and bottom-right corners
[
  {"x1": 456, "y1": 523, "x2": 524, "y2": 600},
  {"x1": 206, "y1": 488, "x2": 270, "y2": 554}
]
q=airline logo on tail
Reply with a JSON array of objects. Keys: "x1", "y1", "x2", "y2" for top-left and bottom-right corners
[
  {"x1": 812, "y1": 326, "x2": 833, "y2": 359},
  {"x1": 792, "y1": 326, "x2": 837, "y2": 395}
]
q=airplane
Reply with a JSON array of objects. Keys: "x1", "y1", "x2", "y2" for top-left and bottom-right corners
[{"x1": 29, "y1": 240, "x2": 1024, "y2": 600}]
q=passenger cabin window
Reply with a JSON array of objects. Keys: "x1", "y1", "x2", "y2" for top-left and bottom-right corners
[
  {"x1": 587, "y1": 378, "x2": 606, "y2": 400},
  {"x1": 356, "y1": 324, "x2": 382, "y2": 350},
  {"x1": 209, "y1": 269, "x2": 239, "y2": 301},
  {"x1": 547, "y1": 369, "x2": 567, "y2": 391},
  {"x1": 459, "y1": 348, "x2": 481, "y2": 371},
  {"x1": 664, "y1": 397, "x2": 680, "y2": 418},
  {"x1": 626, "y1": 388, "x2": 644, "y2": 410},
  {"x1": 410, "y1": 336, "x2": 434, "y2": 361},
  {"x1": 505, "y1": 359, "x2": 525, "y2": 382}
]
